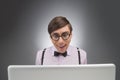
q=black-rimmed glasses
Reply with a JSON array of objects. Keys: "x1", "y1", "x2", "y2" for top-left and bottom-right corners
[{"x1": 50, "y1": 32, "x2": 71, "y2": 41}]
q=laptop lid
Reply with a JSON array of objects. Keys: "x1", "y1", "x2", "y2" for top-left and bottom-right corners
[{"x1": 8, "y1": 64, "x2": 116, "y2": 80}]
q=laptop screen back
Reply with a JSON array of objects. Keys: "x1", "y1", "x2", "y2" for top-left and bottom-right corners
[{"x1": 8, "y1": 64, "x2": 116, "y2": 80}]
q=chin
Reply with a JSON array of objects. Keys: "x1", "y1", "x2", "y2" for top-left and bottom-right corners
[
  {"x1": 56, "y1": 46, "x2": 67, "y2": 53},
  {"x1": 60, "y1": 51, "x2": 66, "y2": 53},
  {"x1": 59, "y1": 49, "x2": 67, "y2": 53}
]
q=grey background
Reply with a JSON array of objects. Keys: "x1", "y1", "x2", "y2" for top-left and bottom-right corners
[{"x1": 0, "y1": 0, "x2": 120, "y2": 80}]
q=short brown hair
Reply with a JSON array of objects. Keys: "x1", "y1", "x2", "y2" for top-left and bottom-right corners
[{"x1": 48, "y1": 16, "x2": 73, "y2": 34}]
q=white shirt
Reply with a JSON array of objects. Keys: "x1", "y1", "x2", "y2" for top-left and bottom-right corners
[{"x1": 36, "y1": 45, "x2": 87, "y2": 65}]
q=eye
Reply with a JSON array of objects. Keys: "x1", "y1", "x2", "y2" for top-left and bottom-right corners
[
  {"x1": 51, "y1": 33, "x2": 60, "y2": 41},
  {"x1": 61, "y1": 32, "x2": 70, "y2": 40},
  {"x1": 53, "y1": 33, "x2": 60, "y2": 38},
  {"x1": 62, "y1": 32, "x2": 69, "y2": 37}
]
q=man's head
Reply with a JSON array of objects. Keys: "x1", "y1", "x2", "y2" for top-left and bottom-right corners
[{"x1": 48, "y1": 16, "x2": 73, "y2": 53}]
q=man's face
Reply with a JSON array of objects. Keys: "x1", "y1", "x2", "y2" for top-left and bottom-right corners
[{"x1": 50, "y1": 25, "x2": 72, "y2": 53}]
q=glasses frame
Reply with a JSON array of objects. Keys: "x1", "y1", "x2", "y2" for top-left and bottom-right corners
[{"x1": 50, "y1": 32, "x2": 71, "y2": 41}]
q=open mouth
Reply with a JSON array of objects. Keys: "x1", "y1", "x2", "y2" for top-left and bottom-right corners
[
  {"x1": 59, "y1": 45, "x2": 66, "y2": 49},
  {"x1": 56, "y1": 44, "x2": 67, "y2": 53}
]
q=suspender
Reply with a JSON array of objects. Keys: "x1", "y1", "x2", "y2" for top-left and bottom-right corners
[
  {"x1": 41, "y1": 48, "x2": 46, "y2": 65},
  {"x1": 41, "y1": 48, "x2": 81, "y2": 65},
  {"x1": 77, "y1": 48, "x2": 81, "y2": 64}
]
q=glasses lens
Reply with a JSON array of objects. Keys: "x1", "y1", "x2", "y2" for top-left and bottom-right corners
[
  {"x1": 61, "y1": 32, "x2": 70, "y2": 40},
  {"x1": 51, "y1": 33, "x2": 60, "y2": 41}
]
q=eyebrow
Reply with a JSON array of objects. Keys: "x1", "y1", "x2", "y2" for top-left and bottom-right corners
[{"x1": 52, "y1": 31, "x2": 70, "y2": 34}]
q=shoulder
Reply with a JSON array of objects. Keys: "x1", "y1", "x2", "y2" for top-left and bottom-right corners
[
  {"x1": 69, "y1": 45, "x2": 87, "y2": 63},
  {"x1": 78, "y1": 48, "x2": 87, "y2": 64},
  {"x1": 35, "y1": 46, "x2": 53, "y2": 65},
  {"x1": 36, "y1": 46, "x2": 53, "y2": 55},
  {"x1": 77, "y1": 48, "x2": 87, "y2": 57},
  {"x1": 68, "y1": 45, "x2": 86, "y2": 53},
  {"x1": 79, "y1": 48, "x2": 87, "y2": 54}
]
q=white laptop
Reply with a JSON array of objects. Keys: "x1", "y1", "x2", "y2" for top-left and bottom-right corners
[{"x1": 8, "y1": 64, "x2": 116, "y2": 80}]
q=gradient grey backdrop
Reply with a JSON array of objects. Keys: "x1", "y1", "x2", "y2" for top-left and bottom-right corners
[{"x1": 0, "y1": 0, "x2": 120, "y2": 80}]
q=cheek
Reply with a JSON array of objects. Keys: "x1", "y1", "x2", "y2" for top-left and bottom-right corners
[
  {"x1": 67, "y1": 35, "x2": 72, "y2": 43},
  {"x1": 51, "y1": 39, "x2": 57, "y2": 45},
  {"x1": 67, "y1": 39, "x2": 71, "y2": 45}
]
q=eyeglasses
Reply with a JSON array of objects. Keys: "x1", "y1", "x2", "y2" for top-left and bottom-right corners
[{"x1": 50, "y1": 32, "x2": 71, "y2": 41}]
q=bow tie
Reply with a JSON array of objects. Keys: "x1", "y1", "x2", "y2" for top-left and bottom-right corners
[{"x1": 54, "y1": 51, "x2": 67, "y2": 57}]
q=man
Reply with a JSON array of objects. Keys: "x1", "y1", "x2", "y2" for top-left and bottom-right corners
[{"x1": 36, "y1": 16, "x2": 87, "y2": 65}]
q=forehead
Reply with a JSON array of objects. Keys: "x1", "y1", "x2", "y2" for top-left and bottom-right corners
[{"x1": 51, "y1": 25, "x2": 70, "y2": 34}]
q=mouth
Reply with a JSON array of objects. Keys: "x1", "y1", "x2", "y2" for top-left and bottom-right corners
[
  {"x1": 59, "y1": 45, "x2": 66, "y2": 49},
  {"x1": 56, "y1": 44, "x2": 67, "y2": 53}
]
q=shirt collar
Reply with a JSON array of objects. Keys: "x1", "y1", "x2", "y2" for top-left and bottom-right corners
[{"x1": 51, "y1": 45, "x2": 71, "y2": 56}]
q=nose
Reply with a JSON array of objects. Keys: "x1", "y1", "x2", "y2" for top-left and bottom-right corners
[{"x1": 58, "y1": 37, "x2": 64, "y2": 43}]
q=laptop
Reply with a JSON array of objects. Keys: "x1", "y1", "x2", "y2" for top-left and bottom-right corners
[{"x1": 8, "y1": 64, "x2": 116, "y2": 80}]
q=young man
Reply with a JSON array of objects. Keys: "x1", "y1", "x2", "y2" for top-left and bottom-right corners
[{"x1": 36, "y1": 16, "x2": 87, "y2": 65}]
